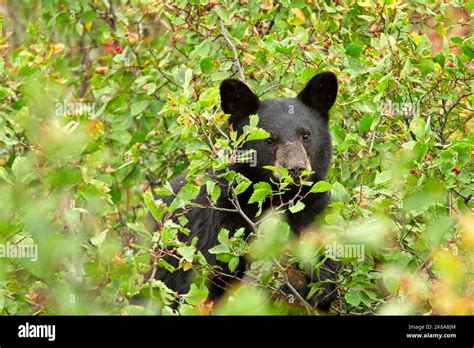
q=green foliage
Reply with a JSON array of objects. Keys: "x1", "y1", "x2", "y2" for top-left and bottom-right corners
[{"x1": 0, "y1": 0, "x2": 472, "y2": 315}]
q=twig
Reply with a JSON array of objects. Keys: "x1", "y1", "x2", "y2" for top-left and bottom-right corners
[
  {"x1": 440, "y1": 92, "x2": 472, "y2": 142},
  {"x1": 229, "y1": 186, "x2": 256, "y2": 233},
  {"x1": 219, "y1": 20, "x2": 245, "y2": 81},
  {"x1": 258, "y1": 59, "x2": 293, "y2": 97},
  {"x1": 358, "y1": 118, "x2": 380, "y2": 205},
  {"x1": 273, "y1": 258, "x2": 315, "y2": 315}
]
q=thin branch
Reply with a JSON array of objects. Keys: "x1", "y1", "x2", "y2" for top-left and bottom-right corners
[
  {"x1": 258, "y1": 59, "x2": 293, "y2": 97},
  {"x1": 273, "y1": 258, "x2": 315, "y2": 315},
  {"x1": 229, "y1": 186, "x2": 256, "y2": 233},
  {"x1": 219, "y1": 20, "x2": 245, "y2": 82}
]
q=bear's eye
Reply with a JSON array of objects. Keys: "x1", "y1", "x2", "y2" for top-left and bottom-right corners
[
  {"x1": 302, "y1": 131, "x2": 311, "y2": 141},
  {"x1": 266, "y1": 136, "x2": 276, "y2": 145}
]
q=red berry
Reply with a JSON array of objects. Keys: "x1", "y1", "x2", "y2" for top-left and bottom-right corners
[
  {"x1": 114, "y1": 45, "x2": 123, "y2": 54},
  {"x1": 410, "y1": 169, "x2": 418, "y2": 175},
  {"x1": 453, "y1": 167, "x2": 461, "y2": 175},
  {"x1": 210, "y1": 0, "x2": 218, "y2": 7},
  {"x1": 213, "y1": 146, "x2": 219, "y2": 154}
]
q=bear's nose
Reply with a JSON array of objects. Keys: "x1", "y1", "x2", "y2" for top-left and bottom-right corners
[{"x1": 287, "y1": 163, "x2": 306, "y2": 178}]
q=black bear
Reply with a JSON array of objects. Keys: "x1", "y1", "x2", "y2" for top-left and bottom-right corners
[{"x1": 146, "y1": 71, "x2": 339, "y2": 312}]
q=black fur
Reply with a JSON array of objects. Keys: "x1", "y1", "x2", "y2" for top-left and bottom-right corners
[{"x1": 147, "y1": 72, "x2": 339, "y2": 311}]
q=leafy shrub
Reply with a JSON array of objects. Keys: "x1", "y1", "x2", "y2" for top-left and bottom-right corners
[{"x1": 0, "y1": 0, "x2": 472, "y2": 315}]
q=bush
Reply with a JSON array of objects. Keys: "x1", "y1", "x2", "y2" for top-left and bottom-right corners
[{"x1": 0, "y1": 0, "x2": 472, "y2": 315}]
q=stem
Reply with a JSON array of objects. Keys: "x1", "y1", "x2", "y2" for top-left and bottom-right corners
[{"x1": 219, "y1": 20, "x2": 246, "y2": 82}]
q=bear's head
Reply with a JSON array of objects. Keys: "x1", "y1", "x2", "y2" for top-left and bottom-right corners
[{"x1": 220, "y1": 72, "x2": 338, "y2": 183}]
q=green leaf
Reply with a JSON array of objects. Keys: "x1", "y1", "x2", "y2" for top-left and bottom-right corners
[
  {"x1": 178, "y1": 183, "x2": 200, "y2": 202},
  {"x1": 90, "y1": 229, "x2": 108, "y2": 247},
  {"x1": 110, "y1": 179, "x2": 121, "y2": 204},
  {"x1": 359, "y1": 114, "x2": 373, "y2": 133},
  {"x1": 189, "y1": 41, "x2": 211, "y2": 59},
  {"x1": 419, "y1": 59, "x2": 436, "y2": 75},
  {"x1": 410, "y1": 117, "x2": 427, "y2": 140},
  {"x1": 461, "y1": 44, "x2": 474, "y2": 58},
  {"x1": 208, "y1": 244, "x2": 230, "y2": 254},
  {"x1": 346, "y1": 42, "x2": 364, "y2": 59},
  {"x1": 423, "y1": 216, "x2": 455, "y2": 248},
  {"x1": 131, "y1": 101, "x2": 149, "y2": 116},
  {"x1": 289, "y1": 200, "x2": 305, "y2": 213},
  {"x1": 0, "y1": 167, "x2": 12, "y2": 184},
  {"x1": 177, "y1": 245, "x2": 195, "y2": 262},
  {"x1": 310, "y1": 181, "x2": 332, "y2": 193},
  {"x1": 218, "y1": 228, "x2": 229, "y2": 244},
  {"x1": 248, "y1": 182, "x2": 273, "y2": 204},
  {"x1": 144, "y1": 192, "x2": 166, "y2": 221},
  {"x1": 249, "y1": 114, "x2": 259, "y2": 128},
  {"x1": 247, "y1": 128, "x2": 270, "y2": 141},
  {"x1": 234, "y1": 177, "x2": 252, "y2": 195},
  {"x1": 374, "y1": 171, "x2": 392, "y2": 185},
  {"x1": 154, "y1": 181, "x2": 175, "y2": 197},
  {"x1": 228, "y1": 256, "x2": 239, "y2": 272},
  {"x1": 206, "y1": 180, "x2": 221, "y2": 204},
  {"x1": 463, "y1": 1, "x2": 474, "y2": 9},
  {"x1": 11, "y1": 156, "x2": 29, "y2": 181},
  {"x1": 80, "y1": 10, "x2": 98, "y2": 23},
  {"x1": 109, "y1": 130, "x2": 131, "y2": 144},
  {"x1": 126, "y1": 223, "x2": 148, "y2": 235},
  {"x1": 450, "y1": 36, "x2": 463, "y2": 45},
  {"x1": 216, "y1": 7, "x2": 231, "y2": 22},
  {"x1": 200, "y1": 57, "x2": 216, "y2": 74},
  {"x1": 331, "y1": 182, "x2": 350, "y2": 203},
  {"x1": 344, "y1": 292, "x2": 361, "y2": 307},
  {"x1": 158, "y1": 259, "x2": 176, "y2": 273},
  {"x1": 185, "y1": 284, "x2": 209, "y2": 306},
  {"x1": 433, "y1": 53, "x2": 445, "y2": 67},
  {"x1": 234, "y1": 227, "x2": 245, "y2": 238}
]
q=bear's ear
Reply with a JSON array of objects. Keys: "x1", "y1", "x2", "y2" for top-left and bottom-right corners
[
  {"x1": 297, "y1": 72, "x2": 338, "y2": 118},
  {"x1": 220, "y1": 79, "x2": 260, "y2": 122}
]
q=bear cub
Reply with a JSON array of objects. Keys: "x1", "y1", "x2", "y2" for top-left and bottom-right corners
[{"x1": 146, "y1": 71, "x2": 339, "y2": 312}]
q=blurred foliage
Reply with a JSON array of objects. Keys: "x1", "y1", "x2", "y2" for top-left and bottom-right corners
[{"x1": 0, "y1": 0, "x2": 473, "y2": 315}]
